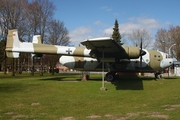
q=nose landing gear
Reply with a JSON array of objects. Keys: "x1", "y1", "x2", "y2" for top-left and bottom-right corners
[{"x1": 154, "y1": 72, "x2": 162, "y2": 79}]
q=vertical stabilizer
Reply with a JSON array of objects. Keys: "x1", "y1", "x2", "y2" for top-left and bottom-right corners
[
  {"x1": 6, "y1": 29, "x2": 21, "y2": 58},
  {"x1": 32, "y1": 35, "x2": 42, "y2": 44},
  {"x1": 32, "y1": 35, "x2": 43, "y2": 57}
]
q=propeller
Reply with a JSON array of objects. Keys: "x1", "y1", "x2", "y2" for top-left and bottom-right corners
[{"x1": 139, "y1": 37, "x2": 146, "y2": 69}]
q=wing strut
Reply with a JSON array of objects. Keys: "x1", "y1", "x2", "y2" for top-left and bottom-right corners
[{"x1": 100, "y1": 47, "x2": 107, "y2": 91}]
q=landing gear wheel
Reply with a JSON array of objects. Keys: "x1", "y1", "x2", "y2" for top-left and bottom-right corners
[
  {"x1": 155, "y1": 73, "x2": 162, "y2": 79},
  {"x1": 106, "y1": 72, "x2": 115, "y2": 82}
]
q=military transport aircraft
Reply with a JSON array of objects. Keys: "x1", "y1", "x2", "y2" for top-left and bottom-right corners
[{"x1": 5, "y1": 29, "x2": 173, "y2": 81}]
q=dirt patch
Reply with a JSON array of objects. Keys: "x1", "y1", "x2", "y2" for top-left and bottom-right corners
[
  {"x1": 5, "y1": 112, "x2": 14, "y2": 115},
  {"x1": 117, "y1": 112, "x2": 140, "y2": 120},
  {"x1": 147, "y1": 112, "x2": 169, "y2": 119},
  {"x1": 165, "y1": 108, "x2": 176, "y2": 111},
  {"x1": 31, "y1": 102, "x2": 40, "y2": 106},
  {"x1": 149, "y1": 114, "x2": 169, "y2": 119},
  {"x1": 162, "y1": 104, "x2": 180, "y2": 111},
  {"x1": 11, "y1": 114, "x2": 28, "y2": 120},
  {"x1": 115, "y1": 112, "x2": 168, "y2": 120},
  {"x1": 171, "y1": 104, "x2": 180, "y2": 108},
  {"x1": 104, "y1": 114, "x2": 114, "y2": 118},
  {"x1": 59, "y1": 111, "x2": 168, "y2": 120},
  {"x1": 86, "y1": 115, "x2": 101, "y2": 118},
  {"x1": 60, "y1": 116, "x2": 75, "y2": 120}
]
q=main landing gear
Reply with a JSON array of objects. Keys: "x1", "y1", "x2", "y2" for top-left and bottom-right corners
[
  {"x1": 154, "y1": 72, "x2": 162, "y2": 79},
  {"x1": 106, "y1": 72, "x2": 117, "y2": 82}
]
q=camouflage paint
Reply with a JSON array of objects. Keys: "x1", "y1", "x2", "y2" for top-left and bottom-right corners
[
  {"x1": 6, "y1": 29, "x2": 20, "y2": 58},
  {"x1": 73, "y1": 46, "x2": 86, "y2": 56},
  {"x1": 74, "y1": 56, "x2": 86, "y2": 69},
  {"x1": 60, "y1": 49, "x2": 173, "y2": 73},
  {"x1": 33, "y1": 44, "x2": 58, "y2": 54},
  {"x1": 148, "y1": 50, "x2": 163, "y2": 71},
  {"x1": 6, "y1": 29, "x2": 173, "y2": 73}
]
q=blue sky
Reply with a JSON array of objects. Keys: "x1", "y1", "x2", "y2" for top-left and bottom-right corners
[{"x1": 52, "y1": 0, "x2": 180, "y2": 46}]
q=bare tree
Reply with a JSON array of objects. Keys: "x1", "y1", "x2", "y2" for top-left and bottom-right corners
[
  {"x1": 45, "y1": 19, "x2": 70, "y2": 75},
  {"x1": 27, "y1": 0, "x2": 55, "y2": 41},
  {"x1": 0, "y1": 0, "x2": 28, "y2": 75},
  {"x1": 26, "y1": 0, "x2": 55, "y2": 75},
  {"x1": 154, "y1": 28, "x2": 169, "y2": 52},
  {"x1": 155, "y1": 25, "x2": 180, "y2": 60},
  {"x1": 0, "y1": 0, "x2": 70, "y2": 75},
  {"x1": 128, "y1": 29, "x2": 152, "y2": 49},
  {"x1": 46, "y1": 19, "x2": 70, "y2": 45},
  {"x1": 0, "y1": 0, "x2": 28, "y2": 33},
  {"x1": 168, "y1": 26, "x2": 180, "y2": 60}
]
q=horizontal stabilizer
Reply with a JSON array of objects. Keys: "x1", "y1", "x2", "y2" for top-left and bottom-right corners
[{"x1": 6, "y1": 51, "x2": 19, "y2": 58}]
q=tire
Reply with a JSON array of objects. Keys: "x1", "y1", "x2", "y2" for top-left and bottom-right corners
[
  {"x1": 155, "y1": 73, "x2": 162, "y2": 79},
  {"x1": 106, "y1": 72, "x2": 115, "y2": 82}
]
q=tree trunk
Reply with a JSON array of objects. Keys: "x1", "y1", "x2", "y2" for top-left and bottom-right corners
[
  {"x1": 40, "y1": 57, "x2": 43, "y2": 76},
  {"x1": 52, "y1": 61, "x2": 54, "y2": 75},
  {"x1": 31, "y1": 57, "x2": 34, "y2": 76},
  {"x1": 4, "y1": 56, "x2": 7, "y2": 74},
  {"x1": 12, "y1": 59, "x2": 15, "y2": 76}
]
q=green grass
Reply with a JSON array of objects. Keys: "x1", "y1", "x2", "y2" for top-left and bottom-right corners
[{"x1": 1, "y1": 72, "x2": 180, "y2": 119}]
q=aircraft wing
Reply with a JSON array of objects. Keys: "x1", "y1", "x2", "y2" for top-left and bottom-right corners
[
  {"x1": 81, "y1": 37, "x2": 140, "y2": 59},
  {"x1": 81, "y1": 37, "x2": 123, "y2": 52}
]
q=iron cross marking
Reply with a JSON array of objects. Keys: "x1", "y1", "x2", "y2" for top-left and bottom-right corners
[{"x1": 66, "y1": 48, "x2": 72, "y2": 55}]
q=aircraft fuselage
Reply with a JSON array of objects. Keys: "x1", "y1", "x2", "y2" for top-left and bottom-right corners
[{"x1": 60, "y1": 49, "x2": 173, "y2": 73}]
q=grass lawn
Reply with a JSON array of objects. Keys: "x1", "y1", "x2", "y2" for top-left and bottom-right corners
[{"x1": 0, "y1": 72, "x2": 180, "y2": 120}]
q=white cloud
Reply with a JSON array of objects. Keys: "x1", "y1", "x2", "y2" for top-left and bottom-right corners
[
  {"x1": 100, "y1": 6, "x2": 112, "y2": 12},
  {"x1": 103, "y1": 27, "x2": 113, "y2": 36},
  {"x1": 103, "y1": 17, "x2": 161, "y2": 36},
  {"x1": 94, "y1": 20, "x2": 108, "y2": 28},
  {"x1": 69, "y1": 26, "x2": 93, "y2": 45},
  {"x1": 69, "y1": 17, "x2": 162, "y2": 46},
  {"x1": 113, "y1": 13, "x2": 120, "y2": 17}
]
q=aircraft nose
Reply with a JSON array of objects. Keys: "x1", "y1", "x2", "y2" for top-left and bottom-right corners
[{"x1": 160, "y1": 58, "x2": 173, "y2": 69}]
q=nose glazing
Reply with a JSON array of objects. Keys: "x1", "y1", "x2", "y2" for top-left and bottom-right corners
[{"x1": 160, "y1": 58, "x2": 173, "y2": 69}]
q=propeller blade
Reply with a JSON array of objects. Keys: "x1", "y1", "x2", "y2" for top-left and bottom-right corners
[
  {"x1": 140, "y1": 37, "x2": 142, "y2": 50},
  {"x1": 140, "y1": 37, "x2": 143, "y2": 69}
]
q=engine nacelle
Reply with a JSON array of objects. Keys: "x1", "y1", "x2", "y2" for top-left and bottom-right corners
[
  {"x1": 59, "y1": 56, "x2": 101, "y2": 71},
  {"x1": 89, "y1": 46, "x2": 141, "y2": 59},
  {"x1": 122, "y1": 46, "x2": 141, "y2": 59}
]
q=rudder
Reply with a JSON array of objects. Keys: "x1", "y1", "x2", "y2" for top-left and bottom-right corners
[{"x1": 6, "y1": 29, "x2": 21, "y2": 58}]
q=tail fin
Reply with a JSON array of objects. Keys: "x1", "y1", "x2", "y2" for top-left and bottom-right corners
[
  {"x1": 32, "y1": 35, "x2": 43, "y2": 57},
  {"x1": 6, "y1": 29, "x2": 21, "y2": 58},
  {"x1": 32, "y1": 35, "x2": 42, "y2": 44}
]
